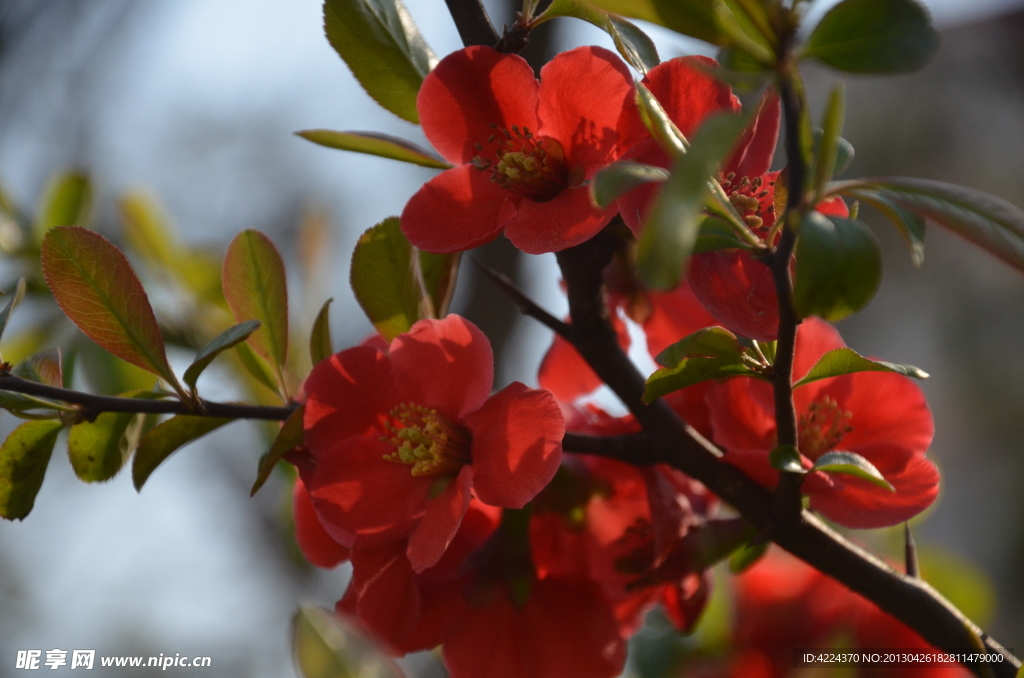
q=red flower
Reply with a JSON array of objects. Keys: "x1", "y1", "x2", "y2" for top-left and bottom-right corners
[
  {"x1": 616, "y1": 56, "x2": 848, "y2": 340},
  {"x1": 301, "y1": 314, "x2": 563, "y2": 571},
  {"x1": 706, "y1": 318, "x2": 939, "y2": 528},
  {"x1": 442, "y1": 576, "x2": 626, "y2": 678},
  {"x1": 401, "y1": 45, "x2": 645, "y2": 255},
  {"x1": 293, "y1": 477, "x2": 350, "y2": 569}
]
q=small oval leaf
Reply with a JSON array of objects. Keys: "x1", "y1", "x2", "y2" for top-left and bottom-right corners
[
  {"x1": 537, "y1": 0, "x2": 660, "y2": 74},
  {"x1": 222, "y1": 229, "x2": 289, "y2": 382},
  {"x1": 41, "y1": 226, "x2": 182, "y2": 395},
  {"x1": 184, "y1": 320, "x2": 262, "y2": 392},
  {"x1": 350, "y1": 217, "x2": 425, "y2": 341},
  {"x1": 590, "y1": 161, "x2": 669, "y2": 210},
  {"x1": 234, "y1": 342, "x2": 281, "y2": 394},
  {"x1": 814, "y1": 451, "x2": 895, "y2": 491},
  {"x1": 793, "y1": 214, "x2": 882, "y2": 322},
  {"x1": 309, "y1": 299, "x2": 335, "y2": 366},
  {"x1": 133, "y1": 415, "x2": 233, "y2": 491},
  {"x1": 769, "y1": 444, "x2": 806, "y2": 474},
  {"x1": 323, "y1": 0, "x2": 437, "y2": 123},
  {"x1": 35, "y1": 171, "x2": 92, "y2": 243},
  {"x1": 68, "y1": 409, "x2": 145, "y2": 483},
  {"x1": 0, "y1": 420, "x2": 63, "y2": 521},
  {"x1": 419, "y1": 250, "x2": 460, "y2": 318},
  {"x1": 794, "y1": 347, "x2": 928, "y2": 388},
  {"x1": 803, "y1": 0, "x2": 939, "y2": 74},
  {"x1": 12, "y1": 348, "x2": 63, "y2": 389},
  {"x1": 251, "y1": 405, "x2": 304, "y2": 496},
  {"x1": 296, "y1": 130, "x2": 451, "y2": 169}
]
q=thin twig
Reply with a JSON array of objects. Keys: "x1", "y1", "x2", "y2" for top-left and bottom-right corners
[
  {"x1": 0, "y1": 374, "x2": 297, "y2": 421},
  {"x1": 474, "y1": 258, "x2": 573, "y2": 339},
  {"x1": 444, "y1": 0, "x2": 499, "y2": 47}
]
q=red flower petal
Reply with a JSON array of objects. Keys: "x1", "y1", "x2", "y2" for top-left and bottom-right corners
[
  {"x1": 725, "y1": 90, "x2": 781, "y2": 179},
  {"x1": 503, "y1": 185, "x2": 616, "y2": 254},
  {"x1": 407, "y1": 465, "x2": 473, "y2": 572},
  {"x1": 350, "y1": 541, "x2": 422, "y2": 649},
  {"x1": 615, "y1": 139, "x2": 669, "y2": 236},
  {"x1": 401, "y1": 164, "x2": 515, "y2": 254},
  {"x1": 707, "y1": 377, "x2": 775, "y2": 454},
  {"x1": 805, "y1": 443, "x2": 940, "y2": 528},
  {"x1": 642, "y1": 285, "x2": 719, "y2": 358},
  {"x1": 537, "y1": 46, "x2": 643, "y2": 173},
  {"x1": 443, "y1": 577, "x2": 626, "y2": 678},
  {"x1": 642, "y1": 56, "x2": 739, "y2": 137},
  {"x1": 465, "y1": 382, "x2": 564, "y2": 508},
  {"x1": 828, "y1": 371, "x2": 933, "y2": 455},
  {"x1": 418, "y1": 46, "x2": 540, "y2": 165},
  {"x1": 292, "y1": 478, "x2": 350, "y2": 569},
  {"x1": 303, "y1": 346, "x2": 401, "y2": 452},
  {"x1": 389, "y1": 315, "x2": 494, "y2": 422},
  {"x1": 308, "y1": 437, "x2": 432, "y2": 546},
  {"x1": 538, "y1": 333, "x2": 603, "y2": 403},
  {"x1": 688, "y1": 249, "x2": 779, "y2": 341}
]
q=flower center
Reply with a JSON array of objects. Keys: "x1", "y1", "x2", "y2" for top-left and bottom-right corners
[
  {"x1": 472, "y1": 124, "x2": 569, "y2": 202},
  {"x1": 798, "y1": 396, "x2": 853, "y2": 458},
  {"x1": 719, "y1": 172, "x2": 775, "y2": 232},
  {"x1": 381, "y1": 403, "x2": 471, "y2": 477}
]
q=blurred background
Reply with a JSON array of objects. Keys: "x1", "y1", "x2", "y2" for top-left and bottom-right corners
[{"x1": 0, "y1": 0, "x2": 1022, "y2": 675}]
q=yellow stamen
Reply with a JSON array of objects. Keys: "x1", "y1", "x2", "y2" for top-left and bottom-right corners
[{"x1": 381, "y1": 403, "x2": 471, "y2": 476}]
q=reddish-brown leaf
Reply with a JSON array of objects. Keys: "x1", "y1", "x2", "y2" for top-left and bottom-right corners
[
  {"x1": 40, "y1": 226, "x2": 180, "y2": 393},
  {"x1": 221, "y1": 230, "x2": 289, "y2": 377}
]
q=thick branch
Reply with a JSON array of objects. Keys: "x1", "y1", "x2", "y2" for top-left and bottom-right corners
[
  {"x1": 547, "y1": 232, "x2": 1020, "y2": 677},
  {"x1": 444, "y1": 0, "x2": 499, "y2": 47},
  {"x1": 0, "y1": 374, "x2": 297, "y2": 421}
]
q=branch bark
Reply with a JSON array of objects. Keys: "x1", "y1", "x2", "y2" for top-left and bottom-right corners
[
  {"x1": 548, "y1": 231, "x2": 1020, "y2": 678},
  {"x1": 444, "y1": 0, "x2": 499, "y2": 47}
]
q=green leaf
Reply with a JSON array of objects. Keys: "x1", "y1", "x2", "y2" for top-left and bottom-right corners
[
  {"x1": 34, "y1": 171, "x2": 92, "y2": 244},
  {"x1": 323, "y1": 0, "x2": 437, "y2": 123},
  {"x1": 40, "y1": 226, "x2": 184, "y2": 397},
  {"x1": 419, "y1": 250, "x2": 459, "y2": 318},
  {"x1": 13, "y1": 348, "x2": 63, "y2": 388},
  {"x1": 830, "y1": 177, "x2": 1024, "y2": 274},
  {"x1": 119, "y1": 192, "x2": 180, "y2": 272},
  {"x1": 645, "y1": 327, "x2": 761, "y2": 403},
  {"x1": 183, "y1": 320, "x2": 262, "y2": 392},
  {"x1": 635, "y1": 83, "x2": 687, "y2": 157},
  {"x1": 293, "y1": 605, "x2": 405, "y2": 678},
  {"x1": 350, "y1": 217, "x2": 424, "y2": 341},
  {"x1": 655, "y1": 326, "x2": 744, "y2": 367},
  {"x1": 68, "y1": 406, "x2": 146, "y2": 483},
  {"x1": 769, "y1": 445, "x2": 805, "y2": 474},
  {"x1": 0, "y1": 277, "x2": 27, "y2": 347},
  {"x1": 295, "y1": 130, "x2": 451, "y2": 169},
  {"x1": 0, "y1": 420, "x2": 63, "y2": 521},
  {"x1": 222, "y1": 229, "x2": 289, "y2": 389},
  {"x1": 589, "y1": 161, "x2": 668, "y2": 210},
  {"x1": 693, "y1": 216, "x2": 754, "y2": 254},
  {"x1": 637, "y1": 112, "x2": 751, "y2": 289},
  {"x1": 309, "y1": 299, "x2": 335, "y2": 366},
  {"x1": 132, "y1": 415, "x2": 232, "y2": 491},
  {"x1": 251, "y1": 405, "x2": 304, "y2": 496},
  {"x1": 802, "y1": 0, "x2": 939, "y2": 74},
  {"x1": 234, "y1": 342, "x2": 281, "y2": 394},
  {"x1": 537, "y1": 0, "x2": 660, "y2": 74},
  {"x1": 813, "y1": 450, "x2": 895, "y2": 491},
  {"x1": 812, "y1": 84, "x2": 845, "y2": 198},
  {"x1": 793, "y1": 214, "x2": 882, "y2": 322},
  {"x1": 812, "y1": 128, "x2": 855, "y2": 178},
  {"x1": 729, "y1": 539, "x2": 769, "y2": 573},
  {"x1": 794, "y1": 347, "x2": 928, "y2": 388},
  {"x1": 583, "y1": 0, "x2": 723, "y2": 46},
  {"x1": 844, "y1": 189, "x2": 925, "y2": 266}
]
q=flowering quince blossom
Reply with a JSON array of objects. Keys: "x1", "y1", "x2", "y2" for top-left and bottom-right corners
[
  {"x1": 706, "y1": 548, "x2": 971, "y2": 678},
  {"x1": 707, "y1": 318, "x2": 940, "y2": 528},
  {"x1": 616, "y1": 56, "x2": 848, "y2": 340},
  {"x1": 401, "y1": 45, "x2": 646, "y2": 255},
  {"x1": 299, "y1": 314, "x2": 564, "y2": 571}
]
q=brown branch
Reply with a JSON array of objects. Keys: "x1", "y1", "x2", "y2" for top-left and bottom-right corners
[
  {"x1": 444, "y1": 0, "x2": 499, "y2": 47},
  {"x1": 473, "y1": 258, "x2": 573, "y2": 340},
  {"x1": 0, "y1": 374, "x2": 297, "y2": 421},
  {"x1": 547, "y1": 230, "x2": 1020, "y2": 677}
]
